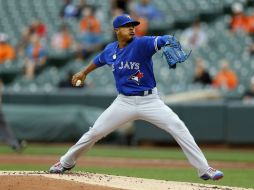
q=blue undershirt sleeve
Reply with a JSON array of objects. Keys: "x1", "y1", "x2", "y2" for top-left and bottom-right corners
[{"x1": 156, "y1": 35, "x2": 172, "y2": 50}]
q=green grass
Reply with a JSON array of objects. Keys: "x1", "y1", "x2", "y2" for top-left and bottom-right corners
[
  {"x1": 0, "y1": 164, "x2": 47, "y2": 171},
  {"x1": 0, "y1": 144, "x2": 70, "y2": 155},
  {"x1": 87, "y1": 147, "x2": 254, "y2": 162},
  {"x1": 1, "y1": 144, "x2": 254, "y2": 188},
  {"x1": 1, "y1": 144, "x2": 254, "y2": 162}
]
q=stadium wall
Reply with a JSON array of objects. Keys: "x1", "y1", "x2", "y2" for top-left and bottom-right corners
[{"x1": 2, "y1": 97, "x2": 254, "y2": 144}]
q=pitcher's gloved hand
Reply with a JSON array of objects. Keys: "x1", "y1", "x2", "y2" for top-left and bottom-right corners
[{"x1": 162, "y1": 36, "x2": 191, "y2": 69}]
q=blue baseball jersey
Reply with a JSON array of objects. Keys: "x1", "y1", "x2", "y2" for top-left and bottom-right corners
[{"x1": 93, "y1": 36, "x2": 163, "y2": 95}]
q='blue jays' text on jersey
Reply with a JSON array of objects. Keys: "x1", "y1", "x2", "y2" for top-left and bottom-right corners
[{"x1": 93, "y1": 36, "x2": 162, "y2": 95}]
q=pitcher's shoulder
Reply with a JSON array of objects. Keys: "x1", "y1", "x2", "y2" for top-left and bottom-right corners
[
  {"x1": 136, "y1": 36, "x2": 157, "y2": 42},
  {"x1": 105, "y1": 41, "x2": 118, "y2": 50}
]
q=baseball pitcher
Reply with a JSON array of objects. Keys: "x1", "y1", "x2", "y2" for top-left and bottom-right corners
[{"x1": 49, "y1": 14, "x2": 223, "y2": 181}]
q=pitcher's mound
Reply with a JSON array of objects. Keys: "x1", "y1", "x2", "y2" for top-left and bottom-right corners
[{"x1": 0, "y1": 171, "x2": 248, "y2": 190}]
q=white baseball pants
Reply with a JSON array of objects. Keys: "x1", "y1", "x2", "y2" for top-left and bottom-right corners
[{"x1": 60, "y1": 88, "x2": 210, "y2": 176}]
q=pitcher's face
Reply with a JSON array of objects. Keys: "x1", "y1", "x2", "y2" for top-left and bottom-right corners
[{"x1": 115, "y1": 23, "x2": 136, "y2": 42}]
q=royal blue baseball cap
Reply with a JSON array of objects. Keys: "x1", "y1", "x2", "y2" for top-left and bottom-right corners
[{"x1": 113, "y1": 14, "x2": 140, "y2": 28}]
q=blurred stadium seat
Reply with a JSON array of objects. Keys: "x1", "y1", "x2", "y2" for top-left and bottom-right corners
[{"x1": 0, "y1": 0, "x2": 251, "y2": 99}]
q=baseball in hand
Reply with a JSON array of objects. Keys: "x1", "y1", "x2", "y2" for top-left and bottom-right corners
[{"x1": 75, "y1": 80, "x2": 82, "y2": 87}]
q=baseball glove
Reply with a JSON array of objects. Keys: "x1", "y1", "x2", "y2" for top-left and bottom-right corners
[{"x1": 162, "y1": 36, "x2": 191, "y2": 69}]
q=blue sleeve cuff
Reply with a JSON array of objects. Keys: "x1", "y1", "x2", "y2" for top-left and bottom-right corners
[
  {"x1": 156, "y1": 35, "x2": 173, "y2": 50},
  {"x1": 93, "y1": 53, "x2": 104, "y2": 67}
]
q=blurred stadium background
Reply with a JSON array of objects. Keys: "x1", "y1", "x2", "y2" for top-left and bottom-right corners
[{"x1": 0, "y1": 0, "x2": 254, "y2": 146}]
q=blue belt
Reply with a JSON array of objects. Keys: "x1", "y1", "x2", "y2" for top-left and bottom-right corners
[{"x1": 122, "y1": 89, "x2": 153, "y2": 96}]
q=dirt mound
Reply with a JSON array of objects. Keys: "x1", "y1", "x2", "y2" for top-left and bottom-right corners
[
  {"x1": 0, "y1": 171, "x2": 250, "y2": 190},
  {"x1": 0, "y1": 175, "x2": 122, "y2": 190}
]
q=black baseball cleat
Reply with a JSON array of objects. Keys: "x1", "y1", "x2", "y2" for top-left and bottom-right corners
[{"x1": 49, "y1": 162, "x2": 75, "y2": 174}]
